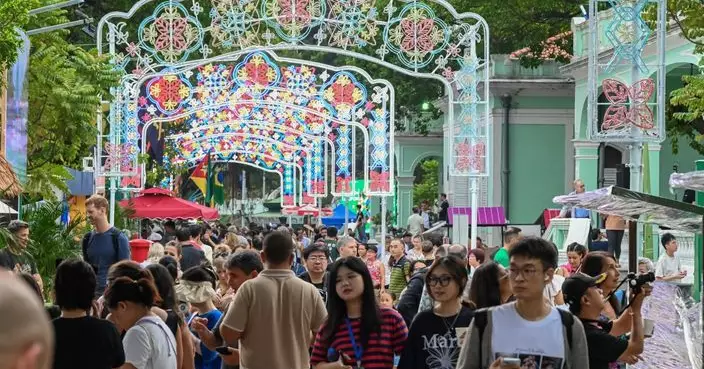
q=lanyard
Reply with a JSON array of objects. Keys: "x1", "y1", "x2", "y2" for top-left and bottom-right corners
[{"x1": 344, "y1": 318, "x2": 363, "y2": 368}]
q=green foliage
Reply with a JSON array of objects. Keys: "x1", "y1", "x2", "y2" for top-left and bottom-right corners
[
  {"x1": 668, "y1": 73, "x2": 704, "y2": 155},
  {"x1": 24, "y1": 164, "x2": 73, "y2": 202},
  {"x1": 0, "y1": 202, "x2": 85, "y2": 294},
  {"x1": 413, "y1": 159, "x2": 440, "y2": 207},
  {"x1": 451, "y1": 0, "x2": 580, "y2": 64},
  {"x1": 647, "y1": 0, "x2": 704, "y2": 155},
  {"x1": 25, "y1": 2, "x2": 121, "y2": 175},
  {"x1": 0, "y1": 0, "x2": 33, "y2": 70}
]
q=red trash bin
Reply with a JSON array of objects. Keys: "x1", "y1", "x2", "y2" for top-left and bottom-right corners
[{"x1": 129, "y1": 239, "x2": 152, "y2": 263}]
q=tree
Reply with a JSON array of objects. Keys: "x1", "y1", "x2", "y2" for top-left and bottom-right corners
[
  {"x1": 451, "y1": 0, "x2": 580, "y2": 66},
  {"x1": 413, "y1": 159, "x2": 440, "y2": 207},
  {"x1": 0, "y1": 0, "x2": 33, "y2": 70},
  {"x1": 660, "y1": 0, "x2": 704, "y2": 155},
  {"x1": 25, "y1": 4, "x2": 120, "y2": 175}
]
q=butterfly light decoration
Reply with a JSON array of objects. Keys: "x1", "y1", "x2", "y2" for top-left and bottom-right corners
[{"x1": 601, "y1": 78, "x2": 655, "y2": 131}]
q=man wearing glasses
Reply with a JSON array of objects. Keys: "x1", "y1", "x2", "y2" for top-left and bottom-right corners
[
  {"x1": 457, "y1": 237, "x2": 589, "y2": 369},
  {"x1": 298, "y1": 244, "x2": 329, "y2": 303}
]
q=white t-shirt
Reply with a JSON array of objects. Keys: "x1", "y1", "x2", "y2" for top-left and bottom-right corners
[
  {"x1": 491, "y1": 302, "x2": 565, "y2": 369},
  {"x1": 202, "y1": 244, "x2": 213, "y2": 263},
  {"x1": 407, "y1": 214, "x2": 424, "y2": 236},
  {"x1": 123, "y1": 316, "x2": 177, "y2": 369},
  {"x1": 655, "y1": 253, "x2": 681, "y2": 278},
  {"x1": 544, "y1": 274, "x2": 565, "y2": 306}
]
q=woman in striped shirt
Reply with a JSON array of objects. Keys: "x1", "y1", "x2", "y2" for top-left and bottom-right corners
[{"x1": 311, "y1": 257, "x2": 408, "y2": 369}]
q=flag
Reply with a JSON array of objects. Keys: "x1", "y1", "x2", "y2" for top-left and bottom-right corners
[
  {"x1": 211, "y1": 169, "x2": 225, "y2": 206},
  {"x1": 190, "y1": 153, "x2": 210, "y2": 196},
  {"x1": 204, "y1": 153, "x2": 214, "y2": 206}
]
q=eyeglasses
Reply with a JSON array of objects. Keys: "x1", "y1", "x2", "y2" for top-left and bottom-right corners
[
  {"x1": 508, "y1": 267, "x2": 540, "y2": 280},
  {"x1": 428, "y1": 275, "x2": 452, "y2": 287},
  {"x1": 308, "y1": 256, "x2": 327, "y2": 262}
]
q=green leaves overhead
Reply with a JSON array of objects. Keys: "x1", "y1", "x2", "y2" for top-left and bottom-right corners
[
  {"x1": 26, "y1": 2, "x2": 120, "y2": 175},
  {"x1": 660, "y1": 0, "x2": 704, "y2": 155},
  {"x1": 0, "y1": 0, "x2": 33, "y2": 70}
]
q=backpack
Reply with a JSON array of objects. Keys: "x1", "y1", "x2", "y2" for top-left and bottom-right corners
[
  {"x1": 473, "y1": 307, "x2": 574, "y2": 366},
  {"x1": 82, "y1": 229, "x2": 121, "y2": 268}
]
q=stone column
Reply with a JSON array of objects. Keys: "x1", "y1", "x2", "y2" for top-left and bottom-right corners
[
  {"x1": 396, "y1": 176, "x2": 415, "y2": 230},
  {"x1": 573, "y1": 141, "x2": 600, "y2": 191},
  {"x1": 647, "y1": 144, "x2": 661, "y2": 196}
]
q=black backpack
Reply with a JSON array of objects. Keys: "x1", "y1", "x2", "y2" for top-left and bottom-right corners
[
  {"x1": 473, "y1": 308, "x2": 574, "y2": 366},
  {"x1": 81, "y1": 229, "x2": 121, "y2": 269}
]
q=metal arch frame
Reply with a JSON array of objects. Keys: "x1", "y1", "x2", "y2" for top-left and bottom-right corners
[
  {"x1": 96, "y1": 0, "x2": 491, "y2": 177},
  {"x1": 177, "y1": 138, "x2": 337, "y2": 207},
  {"x1": 120, "y1": 51, "x2": 394, "y2": 197},
  {"x1": 98, "y1": 0, "x2": 490, "y2": 247},
  {"x1": 207, "y1": 150, "x2": 305, "y2": 210},
  {"x1": 154, "y1": 127, "x2": 336, "y2": 204}
]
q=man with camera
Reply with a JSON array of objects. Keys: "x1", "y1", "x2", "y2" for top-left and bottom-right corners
[{"x1": 563, "y1": 272, "x2": 652, "y2": 369}]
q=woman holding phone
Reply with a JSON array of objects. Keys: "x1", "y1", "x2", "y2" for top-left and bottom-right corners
[{"x1": 310, "y1": 257, "x2": 408, "y2": 369}]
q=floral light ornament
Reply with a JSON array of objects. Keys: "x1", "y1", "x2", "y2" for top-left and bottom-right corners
[
  {"x1": 601, "y1": 78, "x2": 655, "y2": 131},
  {"x1": 454, "y1": 139, "x2": 485, "y2": 173}
]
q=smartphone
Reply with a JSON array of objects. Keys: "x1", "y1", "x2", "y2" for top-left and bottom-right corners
[
  {"x1": 215, "y1": 346, "x2": 231, "y2": 355},
  {"x1": 502, "y1": 357, "x2": 521, "y2": 367}
]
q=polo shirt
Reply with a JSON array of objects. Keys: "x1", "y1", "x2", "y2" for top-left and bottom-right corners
[{"x1": 222, "y1": 269, "x2": 327, "y2": 369}]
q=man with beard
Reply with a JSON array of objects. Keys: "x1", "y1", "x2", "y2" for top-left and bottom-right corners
[{"x1": 82, "y1": 195, "x2": 130, "y2": 297}]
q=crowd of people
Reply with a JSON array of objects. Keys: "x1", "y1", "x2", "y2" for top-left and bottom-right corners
[{"x1": 0, "y1": 193, "x2": 690, "y2": 369}]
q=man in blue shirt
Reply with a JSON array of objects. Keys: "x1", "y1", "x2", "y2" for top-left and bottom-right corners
[{"x1": 83, "y1": 195, "x2": 130, "y2": 296}]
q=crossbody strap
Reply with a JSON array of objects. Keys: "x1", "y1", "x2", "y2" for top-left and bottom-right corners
[{"x1": 135, "y1": 317, "x2": 176, "y2": 357}]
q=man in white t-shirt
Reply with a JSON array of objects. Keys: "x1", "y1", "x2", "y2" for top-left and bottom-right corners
[
  {"x1": 457, "y1": 237, "x2": 589, "y2": 369},
  {"x1": 655, "y1": 233, "x2": 686, "y2": 282},
  {"x1": 407, "y1": 207, "x2": 424, "y2": 236}
]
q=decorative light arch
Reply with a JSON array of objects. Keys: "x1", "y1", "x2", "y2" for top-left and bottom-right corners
[
  {"x1": 97, "y1": 0, "x2": 490, "y2": 246},
  {"x1": 121, "y1": 51, "x2": 394, "y2": 201}
]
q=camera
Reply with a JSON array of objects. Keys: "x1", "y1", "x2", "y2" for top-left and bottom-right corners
[{"x1": 627, "y1": 272, "x2": 655, "y2": 293}]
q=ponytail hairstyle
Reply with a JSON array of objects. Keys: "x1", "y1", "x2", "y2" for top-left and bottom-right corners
[{"x1": 104, "y1": 275, "x2": 161, "y2": 309}]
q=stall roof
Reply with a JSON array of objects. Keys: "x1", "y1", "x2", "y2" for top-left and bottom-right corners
[
  {"x1": 553, "y1": 186, "x2": 704, "y2": 233},
  {"x1": 670, "y1": 171, "x2": 704, "y2": 192}
]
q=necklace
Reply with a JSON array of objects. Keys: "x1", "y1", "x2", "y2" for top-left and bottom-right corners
[{"x1": 438, "y1": 306, "x2": 462, "y2": 335}]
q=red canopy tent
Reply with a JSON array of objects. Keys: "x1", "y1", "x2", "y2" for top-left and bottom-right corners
[{"x1": 119, "y1": 188, "x2": 220, "y2": 220}]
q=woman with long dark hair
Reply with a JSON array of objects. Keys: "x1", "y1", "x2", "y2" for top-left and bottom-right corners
[
  {"x1": 557, "y1": 242, "x2": 588, "y2": 277},
  {"x1": 146, "y1": 263, "x2": 195, "y2": 369},
  {"x1": 104, "y1": 269, "x2": 177, "y2": 369},
  {"x1": 398, "y1": 256, "x2": 474, "y2": 369},
  {"x1": 467, "y1": 261, "x2": 512, "y2": 309},
  {"x1": 311, "y1": 257, "x2": 408, "y2": 369},
  {"x1": 579, "y1": 251, "x2": 622, "y2": 319}
]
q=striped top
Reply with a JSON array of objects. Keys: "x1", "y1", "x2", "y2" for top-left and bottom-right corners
[
  {"x1": 388, "y1": 256, "x2": 410, "y2": 297},
  {"x1": 311, "y1": 308, "x2": 408, "y2": 369}
]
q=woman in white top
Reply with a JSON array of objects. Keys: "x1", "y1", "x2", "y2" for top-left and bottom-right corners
[
  {"x1": 105, "y1": 269, "x2": 177, "y2": 369},
  {"x1": 406, "y1": 235, "x2": 425, "y2": 261}
]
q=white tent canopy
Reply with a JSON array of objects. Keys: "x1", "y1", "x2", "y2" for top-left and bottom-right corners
[{"x1": 0, "y1": 202, "x2": 17, "y2": 215}]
